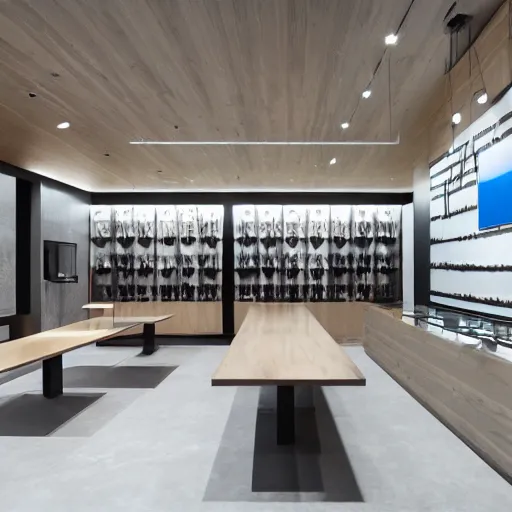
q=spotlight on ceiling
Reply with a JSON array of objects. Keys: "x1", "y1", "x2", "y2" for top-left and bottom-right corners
[
  {"x1": 362, "y1": 90, "x2": 372, "y2": 99},
  {"x1": 57, "y1": 121, "x2": 70, "y2": 129},
  {"x1": 452, "y1": 112, "x2": 462, "y2": 125},
  {"x1": 340, "y1": 122, "x2": 350, "y2": 130},
  {"x1": 329, "y1": 157, "x2": 337, "y2": 165},
  {"x1": 385, "y1": 33, "x2": 398, "y2": 45},
  {"x1": 476, "y1": 91, "x2": 488, "y2": 105}
]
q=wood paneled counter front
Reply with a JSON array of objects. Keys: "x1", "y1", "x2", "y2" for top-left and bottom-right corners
[{"x1": 364, "y1": 305, "x2": 512, "y2": 481}]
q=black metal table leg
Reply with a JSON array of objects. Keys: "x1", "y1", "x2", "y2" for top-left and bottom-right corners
[
  {"x1": 142, "y1": 323, "x2": 158, "y2": 355},
  {"x1": 42, "y1": 355, "x2": 63, "y2": 399},
  {"x1": 277, "y1": 385, "x2": 295, "y2": 445}
]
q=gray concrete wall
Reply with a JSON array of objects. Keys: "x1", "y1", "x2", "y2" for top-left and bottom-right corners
[
  {"x1": 0, "y1": 173, "x2": 16, "y2": 318},
  {"x1": 41, "y1": 181, "x2": 90, "y2": 331}
]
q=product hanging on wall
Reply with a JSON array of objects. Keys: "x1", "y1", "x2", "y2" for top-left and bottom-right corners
[
  {"x1": 113, "y1": 206, "x2": 137, "y2": 302},
  {"x1": 233, "y1": 204, "x2": 401, "y2": 303},
  {"x1": 307, "y1": 206, "x2": 330, "y2": 301},
  {"x1": 133, "y1": 206, "x2": 156, "y2": 302},
  {"x1": 330, "y1": 205, "x2": 352, "y2": 301},
  {"x1": 156, "y1": 206, "x2": 179, "y2": 301},
  {"x1": 198, "y1": 205, "x2": 223, "y2": 301},
  {"x1": 89, "y1": 205, "x2": 224, "y2": 302},
  {"x1": 234, "y1": 205, "x2": 259, "y2": 300},
  {"x1": 257, "y1": 205, "x2": 283, "y2": 301},
  {"x1": 90, "y1": 205, "x2": 113, "y2": 301}
]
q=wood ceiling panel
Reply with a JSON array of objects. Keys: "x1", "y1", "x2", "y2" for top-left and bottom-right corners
[{"x1": 0, "y1": 0, "x2": 505, "y2": 191}]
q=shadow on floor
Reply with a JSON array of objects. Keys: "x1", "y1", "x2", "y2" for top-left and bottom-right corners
[
  {"x1": 204, "y1": 386, "x2": 363, "y2": 502},
  {"x1": 0, "y1": 393, "x2": 104, "y2": 436}
]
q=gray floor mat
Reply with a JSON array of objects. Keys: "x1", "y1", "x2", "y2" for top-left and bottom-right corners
[
  {"x1": 0, "y1": 393, "x2": 103, "y2": 437},
  {"x1": 63, "y1": 365, "x2": 178, "y2": 389}
]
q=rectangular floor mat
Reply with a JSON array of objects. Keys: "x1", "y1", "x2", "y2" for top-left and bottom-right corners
[
  {"x1": 63, "y1": 365, "x2": 178, "y2": 389},
  {"x1": 0, "y1": 393, "x2": 103, "y2": 437}
]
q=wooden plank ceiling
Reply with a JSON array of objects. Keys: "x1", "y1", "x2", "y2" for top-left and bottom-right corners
[{"x1": 0, "y1": 0, "x2": 505, "y2": 192}]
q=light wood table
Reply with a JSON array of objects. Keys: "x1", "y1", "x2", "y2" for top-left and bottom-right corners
[
  {"x1": 0, "y1": 315, "x2": 173, "y2": 398},
  {"x1": 111, "y1": 315, "x2": 174, "y2": 355},
  {"x1": 82, "y1": 303, "x2": 174, "y2": 355},
  {"x1": 212, "y1": 303, "x2": 366, "y2": 444}
]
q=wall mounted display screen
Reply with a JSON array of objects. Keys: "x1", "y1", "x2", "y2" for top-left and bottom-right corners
[
  {"x1": 478, "y1": 139, "x2": 512, "y2": 230},
  {"x1": 90, "y1": 205, "x2": 223, "y2": 302},
  {"x1": 234, "y1": 204, "x2": 402, "y2": 303}
]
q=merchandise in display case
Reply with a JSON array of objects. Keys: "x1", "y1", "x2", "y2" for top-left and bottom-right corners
[
  {"x1": 89, "y1": 205, "x2": 223, "y2": 302},
  {"x1": 404, "y1": 306, "x2": 512, "y2": 362},
  {"x1": 233, "y1": 204, "x2": 402, "y2": 302}
]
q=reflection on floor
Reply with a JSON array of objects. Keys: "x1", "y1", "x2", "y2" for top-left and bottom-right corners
[{"x1": 0, "y1": 344, "x2": 510, "y2": 511}]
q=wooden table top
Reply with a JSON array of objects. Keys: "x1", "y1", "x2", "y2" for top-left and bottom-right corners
[
  {"x1": 111, "y1": 315, "x2": 174, "y2": 326},
  {"x1": 212, "y1": 303, "x2": 366, "y2": 386},
  {"x1": 0, "y1": 318, "x2": 137, "y2": 374}
]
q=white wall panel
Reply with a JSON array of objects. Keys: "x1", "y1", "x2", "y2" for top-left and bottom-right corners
[
  {"x1": 430, "y1": 233, "x2": 512, "y2": 266},
  {"x1": 429, "y1": 88, "x2": 512, "y2": 317}
]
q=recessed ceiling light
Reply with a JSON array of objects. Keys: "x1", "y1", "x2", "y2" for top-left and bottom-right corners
[
  {"x1": 341, "y1": 122, "x2": 350, "y2": 130},
  {"x1": 452, "y1": 112, "x2": 461, "y2": 125},
  {"x1": 476, "y1": 91, "x2": 488, "y2": 105},
  {"x1": 362, "y1": 90, "x2": 371, "y2": 99},
  {"x1": 57, "y1": 122, "x2": 70, "y2": 129},
  {"x1": 329, "y1": 157, "x2": 337, "y2": 165},
  {"x1": 385, "y1": 34, "x2": 398, "y2": 45}
]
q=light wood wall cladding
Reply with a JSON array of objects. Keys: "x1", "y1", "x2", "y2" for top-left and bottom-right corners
[
  {"x1": 0, "y1": 0, "x2": 502, "y2": 192},
  {"x1": 234, "y1": 301, "x2": 370, "y2": 343},
  {"x1": 91, "y1": 302, "x2": 222, "y2": 336},
  {"x1": 363, "y1": 305, "x2": 512, "y2": 480},
  {"x1": 421, "y1": 3, "x2": 512, "y2": 163}
]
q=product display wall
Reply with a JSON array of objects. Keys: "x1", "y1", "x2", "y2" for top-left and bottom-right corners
[
  {"x1": 90, "y1": 205, "x2": 223, "y2": 302},
  {"x1": 429, "y1": 88, "x2": 512, "y2": 318},
  {"x1": 234, "y1": 204, "x2": 401, "y2": 302}
]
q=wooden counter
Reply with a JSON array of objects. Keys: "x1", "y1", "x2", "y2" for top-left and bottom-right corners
[{"x1": 364, "y1": 305, "x2": 512, "y2": 481}]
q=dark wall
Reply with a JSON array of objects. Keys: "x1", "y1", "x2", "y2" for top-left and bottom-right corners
[
  {"x1": 40, "y1": 181, "x2": 90, "y2": 331},
  {"x1": 0, "y1": 160, "x2": 91, "y2": 339},
  {"x1": 413, "y1": 164, "x2": 431, "y2": 306},
  {"x1": 92, "y1": 191, "x2": 413, "y2": 206}
]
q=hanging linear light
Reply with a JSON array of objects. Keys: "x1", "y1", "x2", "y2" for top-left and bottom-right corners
[{"x1": 129, "y1": 137, "x2": 400, "y2": 146}]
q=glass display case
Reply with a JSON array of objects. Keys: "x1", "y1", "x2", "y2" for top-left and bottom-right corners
[{"x1": 403, "y1": 306, "x2": 512, "y2": 362}]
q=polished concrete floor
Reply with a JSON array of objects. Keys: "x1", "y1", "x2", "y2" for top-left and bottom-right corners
[{"x1": 0, "y1": 344, "x2": 511, "y2": 511}]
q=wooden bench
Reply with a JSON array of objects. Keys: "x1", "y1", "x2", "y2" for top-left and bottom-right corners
[
  {"x1": 0, "y1": 315, "x2": 172, "y2": 398},
  {"x1": 212, "y1": 303, "x2": 365, "y2": 444}
]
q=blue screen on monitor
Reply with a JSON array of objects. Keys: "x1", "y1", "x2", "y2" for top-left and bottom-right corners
[{"x1": 478, "y1": 140, "x2": 512, "y2": 230}]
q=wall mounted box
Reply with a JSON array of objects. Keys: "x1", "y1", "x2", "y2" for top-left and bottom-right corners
[{"x1": 43, "y1": 240, "x2": 78, "y2": 283}]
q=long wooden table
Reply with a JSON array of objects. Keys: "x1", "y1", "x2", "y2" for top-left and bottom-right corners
[
  {"x1": 0, "y1": 315, "x2": 173, "y2": 398},
  {"x1": 212, "y1": 303, "x2": 366, "y2": 444}
]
